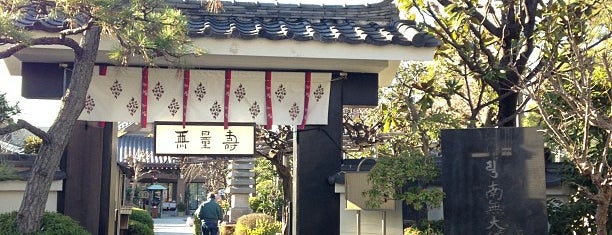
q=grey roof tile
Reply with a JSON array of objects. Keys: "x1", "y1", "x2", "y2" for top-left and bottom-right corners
[
  {"x1": 0, "y1": 154, "x2": 66, "y2": 180},
  {"x1": 15, "y1": 0, "x2": 441, "y2": 47},
  {"x1": 117, "y1": 134, "x2": 179, "y2": 167}
]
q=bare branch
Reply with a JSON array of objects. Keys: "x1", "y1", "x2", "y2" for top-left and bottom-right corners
[
  {"x1": 442, "y1": 0, "x2": 502, "y2": 37},
  {"x1": 467, "y1": 23, "x2": 496, "y2": 67},
  {"x1": 524, "y1": 58, "x2": 548, "y2": 82},
  {"x1": 0, "y1": 119, "x2": 51, "y2": 144},
  {"x1": 514, "y1": 0, "x2": 538, "y2": 72},
  {"x1": 421, "y1": 4, "x2": 487, "y2": 77},
  {"x1": 602, "y1": 132, "x2": 611, "y2": 173},
  {"x1": 465, "y1": 1, "x2": 502, "y2": 37},
  {"x1": 585, "y1": 31, "x2": 612, "y2": 51},
  {"x1": 462, "y1": 65, "x2": 475, "y2": 111},
  {"x1": 603, "y1": 53, "x2": 612, "y2": 84}
]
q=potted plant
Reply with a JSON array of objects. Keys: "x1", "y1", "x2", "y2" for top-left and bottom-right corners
[{"x1": 176, "y1": 202, "x2": 186, "y2": 217}]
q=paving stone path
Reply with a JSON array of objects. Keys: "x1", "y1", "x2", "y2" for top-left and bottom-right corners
[{"x1": 153, "y1": 216, "x2": 195, "y2": 235}]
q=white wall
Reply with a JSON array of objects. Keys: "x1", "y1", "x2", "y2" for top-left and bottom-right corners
[
  {"x1": 0, "y1": 180, "x2": 63, "y2": 213},
  {"x1": 427, "y1": 186, "x2": 444, "y2": 221},
  {"x1": 336, "y1": 184, "x2": 403, "y2": 235}
]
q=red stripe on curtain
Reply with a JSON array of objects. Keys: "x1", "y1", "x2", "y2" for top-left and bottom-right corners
[
  {"x1": 265, "y1": 71, "x2": 273, "y2": 129},
  {"x1": 141, "y1": 67, "x2": 149, "y2": 128},
  {"x1": 224, "y1": 70, "x2": 231, "y2": 129},
  {"x1": 299, "y1": 72, "x2": 311, "y2": 130},
  {"x1": 98, "y1": 65, "x2": 108, "y2": 127},
  {"x1": 99, "y1": 65, "x2": 107, "y2": 76},
  {"x1": 183, "y1": 69, "x2": 190, "y2": 128}
]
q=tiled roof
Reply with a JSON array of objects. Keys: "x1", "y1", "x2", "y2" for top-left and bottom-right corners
[
  {"x1": 0, "y1": 129, "x2": 41, "y2": 154},
  {"x1": 0, "y1": 154, "x2": 67, "y2": 180},
  {"x1": 14, "y1": 0, "x2": 440, "y2": 47},
  {"x1": 117, "y1": 134, "x2": 180, "y2": 168}
]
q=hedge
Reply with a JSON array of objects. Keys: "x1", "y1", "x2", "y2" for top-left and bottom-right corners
[{"x1": 0, "y1": 211, "x2": 90, "y2": 235}]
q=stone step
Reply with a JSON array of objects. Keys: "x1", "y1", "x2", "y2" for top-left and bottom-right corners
[
  {"x1": 228, "y1": 163, "x2": 254, "y2": 170},
  {"x1": 230, "y1": 158, "x2": 255, "y2": 163}
]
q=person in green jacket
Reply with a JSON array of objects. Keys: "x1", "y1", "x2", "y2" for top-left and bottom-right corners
[{"x1": 198, "y1": 192, "x2": 223, "y2": 235}]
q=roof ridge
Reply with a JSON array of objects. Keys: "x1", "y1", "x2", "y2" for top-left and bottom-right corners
[
  {"x1": 15, "y1": 0, "x2": 441, "y2": 48},
  {"x1": 171, "y1": 0, "x2": 399, "y2": 23}
]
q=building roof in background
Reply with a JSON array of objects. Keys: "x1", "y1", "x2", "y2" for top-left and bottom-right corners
[
  {"x1": 117, "y1": 134, "x2": 180, "y2": 169},
  {"x1": 0, "y1": 129, "x2": 31, "y2": 154},
  {"x1": 0, "y1": 153, "x2": 66, "y2": 180},
  {"x1": 14, "y1": 0, "x2": 440, "y2": 48}
]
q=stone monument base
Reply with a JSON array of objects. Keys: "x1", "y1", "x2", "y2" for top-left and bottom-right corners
[{"x1": 229, "y1": 207, "x2": 252, "y2": 222}]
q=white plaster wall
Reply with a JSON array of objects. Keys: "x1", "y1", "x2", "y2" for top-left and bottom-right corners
[
  {"x1": 0, "y1": 180, "x2": 63, "y2": 213},
  {"x1": 427, "y1": 204, "x2": 444, "y2": 221},
  {"x1": 427, "y1": 187, "x2": 444, "y2": 221},
  {"x1": 337, "y1": 185, "x2": 403, "y2": 235}
]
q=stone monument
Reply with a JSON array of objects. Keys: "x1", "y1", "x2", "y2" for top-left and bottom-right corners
[
  {"x1": 440, "y1": 127, "x2": 548, "y2": 234},
  {"x1": 226, "y1": 158, "x2": 255, "y2": 222}
]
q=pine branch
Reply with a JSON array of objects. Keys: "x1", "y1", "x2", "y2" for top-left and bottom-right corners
[
  {"x1": 59, "y1": 19, "x2": 94, "y2": 39},
  {"x1": 0, "y1": 37, "x2": 82, "y2": 59},
  {"x1": 0, "y1": 119, "x2": 51, "y2": 144}
]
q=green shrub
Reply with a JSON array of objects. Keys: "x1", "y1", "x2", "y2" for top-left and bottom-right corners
[
  {"x1": 220, "y1": 224, "x2": 235, "y2": 235},
  {"x1": 404, "y1": 227, "x2": 422, "y2": 235},
  {"x1": 235, "y1": 213, "x2": 280, "y2": 235},
  {"x1": 128, "y1": 220, "x2": 153, "y2": 235},
  {"x1": 0, "y1": 211, "x2": 90, "y2": 235},
  {"x1": 129, "y1": 208, "x2": 153, "y2": 230},
  {"x1": 0, "y1": 211, "x2": 20, "y2": 235},
  {"x1": 177, "y1": 202, "x2": 186, "y2": 212},
  {"x1": 40, "y1": 212, "x2": 91, "y2": 235},
  {"x1": 403, "y1": 220, "x2": 443, "y2": 235},
  {"x1": 248, "y1": 180, "x2": 282, "y2": 218},
  {"x1": 23, "y1": 136, "x2": 42, "y2": 154},
  {"x1": 193, "y1": 212, "x2": 202, "y2": 235}
]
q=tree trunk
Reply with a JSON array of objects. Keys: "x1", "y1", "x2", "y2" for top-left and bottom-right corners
[
  {"x1": 281, "y1": 177, "x2": 292, "y2": 235},
  {"x1": 495, "y1": 70, "x2": 519, "y2": 127},
  {"x1": 276, "y1": 162, "x2": 292, "y2": 235},
  {"x1": 594, "y1": 186, "x2": 612, "y2": 235},
  {"x1": 16, "y1": 26, "x2": 101, "y2": 234},
  {"x1": 129, "y1": 180, "x2": 140, "y2": 206},
  {"x1": 496, "y1": 88, "x2": 518, "y2": 127},
  {"x1": 129, "y1": 182, "x2": 135, "y2": 206},
  {"x1": 282, "y1": 202, "x2": 291, "y2": 235},
  {"x1": 595, "y1": 201, "x2": 609, "y2": 235},
  {"x1": 269, "y1": 152, "x2": 292, "y2": 235}
]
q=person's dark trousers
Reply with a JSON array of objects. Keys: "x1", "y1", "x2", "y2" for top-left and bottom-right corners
[{"x1": 201, "y1": 219, "x2": 219, "y2": 235}]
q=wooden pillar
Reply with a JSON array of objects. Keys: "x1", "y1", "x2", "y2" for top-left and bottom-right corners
[
  {"x1": 99, "y1": 122, "x2": 114, "y2": 235},
  {"x1": 294, "y1": 78, "x2": 343, "y2": 235},
  {"x1": 293, "y1": 72, "x2": 378, "y2": 235},
  {"x1": 61, "y1": 121, "x2": 114, "y2": 235}
]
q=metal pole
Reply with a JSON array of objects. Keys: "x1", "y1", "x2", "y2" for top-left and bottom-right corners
[
  {"x1": 381, "y1": 211, "x2": 386, "y2": 235},
  {"x1": 357, "y1": 210, "x2": 361, "y2": 235}
]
